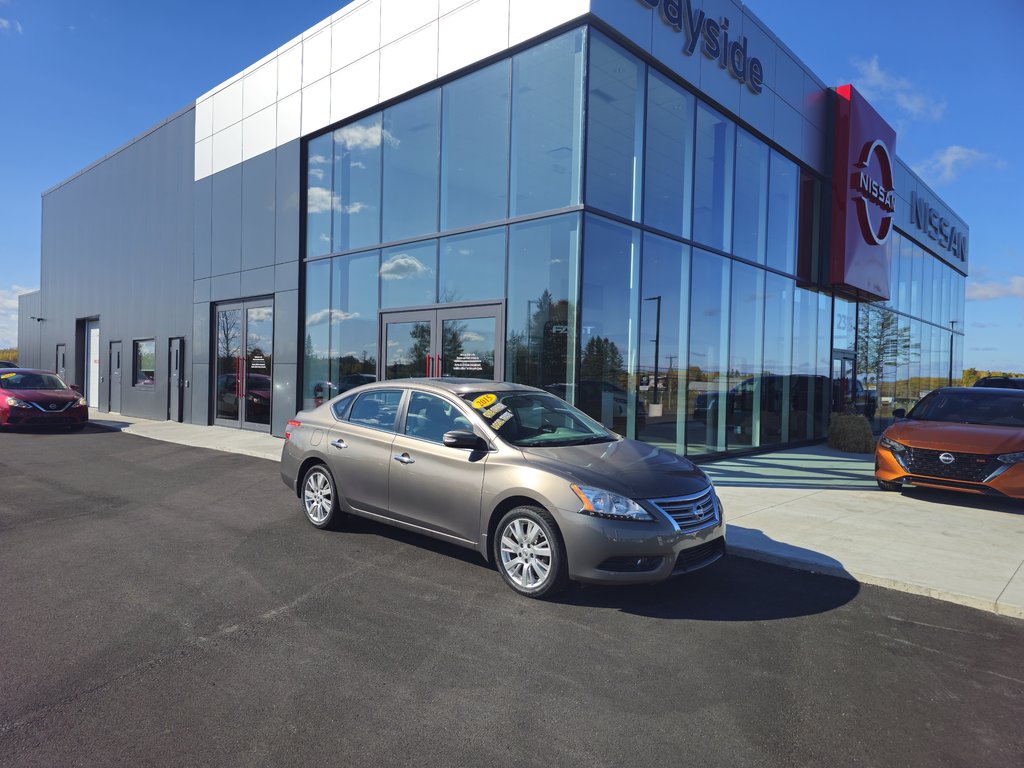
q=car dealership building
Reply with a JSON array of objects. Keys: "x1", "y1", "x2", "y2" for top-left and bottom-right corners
[{"x1": 18, "y1": 0, "x2": 968, "y2": 457}]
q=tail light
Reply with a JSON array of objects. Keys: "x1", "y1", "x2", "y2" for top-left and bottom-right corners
[{"x1": 285, "y1": 420, "x2": 301, "y2": 440}]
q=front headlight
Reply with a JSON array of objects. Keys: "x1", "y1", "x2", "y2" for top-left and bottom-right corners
[
  {"x1": 879, "y1": 436, "x2": 907, "y2": 453},
  {"x1": 76, "y1": 397, "x2": 87, "y2": 407},
  {"x1": 570, "y1": 484, "x2": 654, "y2": 521},
  {"x1": 5, "y1": 396, "x2": 31, "y2": 408},
  {"x1": 997, "y1": 452, "x2": 1024, "y2": 464}
]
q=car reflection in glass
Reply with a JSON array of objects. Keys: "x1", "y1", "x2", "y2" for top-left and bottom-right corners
[{"x1": 280, "y1": 378, "x2": 725, "y2": 598}]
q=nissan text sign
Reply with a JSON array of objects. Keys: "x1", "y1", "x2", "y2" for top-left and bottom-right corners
[{"x1": 829, "y1": 84, "x2": 896, "y2": 301}]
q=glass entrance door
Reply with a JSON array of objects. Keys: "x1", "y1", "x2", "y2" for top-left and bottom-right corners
[
  {"x1": 831, "y1": 353, "x2": 855, "y2": 415},
  {"x1": 380, "y1": 304, "x2": 502, "y2": 382},
  {"x1": 214, "y1": 300, "x2": 274, "y2": 431}
]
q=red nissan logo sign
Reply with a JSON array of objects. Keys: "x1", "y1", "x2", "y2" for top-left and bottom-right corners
[{"x1": 852, "y1": 139, "x2": 895, "y2": 246}]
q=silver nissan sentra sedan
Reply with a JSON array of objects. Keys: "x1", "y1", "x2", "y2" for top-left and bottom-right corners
[{"x1": 280, "y1": 378, "x2": 725, "y2": 598}]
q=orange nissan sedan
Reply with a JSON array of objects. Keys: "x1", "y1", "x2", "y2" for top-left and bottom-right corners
[{"x1": 875, "y1": 387, "x2": 1024, "y2": 499}]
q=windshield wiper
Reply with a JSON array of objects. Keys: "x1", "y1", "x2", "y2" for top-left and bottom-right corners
[{"x1": 560, "y1": 435, "x2": 616, "y2": 446}]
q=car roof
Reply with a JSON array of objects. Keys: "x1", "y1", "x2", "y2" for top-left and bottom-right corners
[
  {"x1": 932, "y1": 386, "x2": 1024, "y2": 397},
  {"x1": 362, "y1": 378, "x2": 544, "y2": 397},
  {"x1": 0, "y1": 368, "x2": 56, "y2": 375}
]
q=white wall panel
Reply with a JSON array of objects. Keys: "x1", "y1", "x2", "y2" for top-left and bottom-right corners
[
  {"x1": 380, "y1": 0, "x2": 439, "y2": 46},
  {"x1": 211, "y1": 123, "x2": 243, "y2": 175},
  {"x1": 243, "y1": 60, "x2": 277, "y2": 118},
  {"x1": 242, "y1": 104, "x2": 278, "y2": 162},
  {"x1": 332, "y1": 0, "x2": 382, "y2": 72},
  {"x1": 278, "y1": 44, "x2": 303, "y2": 99},
  {"x1": 195, "y1": 136, "x2": 213, "y2": 181},
  {"x1": 301, "y1": 77, "x2": 332, "y2": 136},
  {"x1": 303, "y1": 28, "x2": 332, "y2": 87},
  {"x1": 438, "y1": 0, "x2": 509, "y2": 77},
  {"x1": 331, "y1": 52, "x2": 381, "y2": 124},
  {"x1": 212, "y1": 80, "x2": 243, "y2": 134},
  {"x1": 440, "y1": 0, "x2": 472, "y2": 14},
  {"x1": 277, "y1": 91, "x2": 302, "y2": 145},
  {"x1": 509, "y1": 0, "x2": 587, "y2": 46},
  {"x1": 195, "y1": 98, "x2": 213, "y2": 142},
  {"x1": 379, "y1": 21, "x2": 439, "y2": 102}
]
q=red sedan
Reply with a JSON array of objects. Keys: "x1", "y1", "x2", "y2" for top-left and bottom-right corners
[{"x1": 0, "y1": 369, "x2": 89, "y2": 430}]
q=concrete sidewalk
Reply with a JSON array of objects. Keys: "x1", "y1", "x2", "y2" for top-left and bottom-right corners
[
  {"x1": 704, "y1": 444, "x2": 1024, "y2": 619},
  {"x1": 88, "y1": 412, "x2": 1024, "y2": 618},
  {"x1": 90, "y1": 412, "x2": 282, "y2": 461}
]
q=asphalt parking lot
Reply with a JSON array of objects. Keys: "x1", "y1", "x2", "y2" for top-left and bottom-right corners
[{"x1": 1, "y1": 426, "x2": 1022, "y2": 767}]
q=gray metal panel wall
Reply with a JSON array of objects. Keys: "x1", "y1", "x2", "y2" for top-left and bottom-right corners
[
  {"x1": 37, "y1": 109, "x2": 196, "y2": 421},
  {"x1": 194, "y1": 138, "x2": 300, "y2": 437},
  {"x1": 16, "y1": 291, "x2": 42, "y2": 368}
]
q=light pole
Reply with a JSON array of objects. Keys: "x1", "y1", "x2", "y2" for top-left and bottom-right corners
[
  {"x1": 948, "y1": 320, "x2": 959, "y2": 386},
  {"x1": 644, "y1": 295, "x2": 662, "y2": 407}
]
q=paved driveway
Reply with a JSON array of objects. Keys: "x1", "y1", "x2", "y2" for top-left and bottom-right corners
[{"x1": 1, "y1": 427, "x2": 1022, "y2": 767}]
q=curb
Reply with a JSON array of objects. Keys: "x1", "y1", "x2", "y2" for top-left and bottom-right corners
[{"x1": 728, "y1": 543, "x2": 1024, "y2": 620}]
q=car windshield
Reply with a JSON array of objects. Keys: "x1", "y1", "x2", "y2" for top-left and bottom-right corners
[
  {"x1": 0, "y1": 372, "x2": 69, "y2": 391},
  {"x1": 907, "y1": 390, "x2": 1024, "y2": 428},
  {"x1": 461, "y1": 390, "x2": 616, "y2": 447}
]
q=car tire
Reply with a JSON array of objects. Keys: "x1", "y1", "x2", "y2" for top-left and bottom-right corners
[
  {"x1": 301, "y1": 464, "x2": 344, "y2": 530},
  {"x1": 493, "y1": 506, "x2": 568, "y2": 598},
  {"x1": 876, "y1": 479, "x2": 903, "y2": 492}
]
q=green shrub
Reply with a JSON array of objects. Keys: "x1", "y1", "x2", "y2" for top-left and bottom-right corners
[{"x1": 828, "y1": 412, "x2": 875, "y2": 453}]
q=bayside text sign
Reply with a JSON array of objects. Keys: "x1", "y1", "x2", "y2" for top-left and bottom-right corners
[
  {"x1": 829, "y1": 84, "x2": 896, "y2": 302},
  {"x1": 637, "y1": 0, "x2": 763, "y2": 94}
]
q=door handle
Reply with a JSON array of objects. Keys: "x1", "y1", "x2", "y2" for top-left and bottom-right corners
[
  {"x1": 425, "y1": 354, "x2": 432, "y2": 377},
  {"x1": 393, "y1": 453, "x2": 415, "y2": 465},
  {"x1": 436, "y1": 354, "x2": 442, "y2": 377},
  {"x1": 330, "y1": 439, "x2": 347, "y2": 450}
]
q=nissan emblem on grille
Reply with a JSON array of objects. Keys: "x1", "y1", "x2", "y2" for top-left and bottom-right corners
[
  {"x1": 48, "y1": 403, "x2": 57, "y2": 410},
  {"x1": 939, "y1": 453, "x2": 955, "y2": 465}
]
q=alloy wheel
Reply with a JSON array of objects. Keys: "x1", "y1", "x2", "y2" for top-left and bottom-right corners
[
  {"x1": 303, "y1": 469, "x2": 333, "y2": 524},
  {"x1": 499, "y1": 517, "x2": 553, "y2": 589}
]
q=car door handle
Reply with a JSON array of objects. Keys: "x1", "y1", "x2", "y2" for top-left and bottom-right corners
[
  {"x1": 393, "y1": 453, "x2": 415, "y2": 465},
  {"x1": 330, "y1": 439, "x2": 347, "y2": 450}
]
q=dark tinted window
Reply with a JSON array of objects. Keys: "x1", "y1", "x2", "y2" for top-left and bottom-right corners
[
  {"x1": 0, "y1": 372, "x2": 69, "y2": 390},
  {"x1": 909, "y1": 391, "x2": 1024, "y2": 427},
  {"x1": 347, "y1": 390, "x2": 403, "y2": 431},
  {"x1": 404, "y1": 392, "x2": 473, "y2": 444},
  {"x1": 331, "y1": 394, "x2": 356, "y2": 421}
]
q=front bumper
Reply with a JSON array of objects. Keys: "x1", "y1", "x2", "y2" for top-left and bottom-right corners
[
  {"x1": 875, "y1": 446, "x2": 1024, "y2": 499},
  {"x1": 1, "y1": 405, "x2": 88, "y2": 428},
  {"x1": 555, "y1": 502, "x2": 727, "y2": 585}
]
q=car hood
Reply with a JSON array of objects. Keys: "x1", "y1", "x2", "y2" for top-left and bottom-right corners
[
  {"x1": 2, "y1": 388, "x2": 79, "y2": 405},
  {"x1": 519, "y1": 439, "x2": 710, "y2": 499},
  {"x1": 885, "y1": 420, "x2": 1024, "y2": 455}
]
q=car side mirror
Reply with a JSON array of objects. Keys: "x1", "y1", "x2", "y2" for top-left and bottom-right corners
[
  {"x1": 892, "y1": 408, "x2": 906, "y2": 420},
  {"x1": 443, "y1": 430, "x2": 487, "y2": 450},
  {"x1": 70, "y1": 384, "x2": 82, "y2": 393}
]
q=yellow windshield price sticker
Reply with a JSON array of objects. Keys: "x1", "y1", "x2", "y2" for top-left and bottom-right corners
[
  {"x1": 472, "y1": 393, "x2": 497, "y2": 410},
  {"x1": 0, "y1": 373, "x2": 14, "y2": 379}
]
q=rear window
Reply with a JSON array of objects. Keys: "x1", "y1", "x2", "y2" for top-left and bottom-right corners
[
  {"x1": 0, "y1": 372, "x2": 69, "y2": 391},
  {"x1": 908, "y1": 390, "x2": 1024, "y2": 428}
]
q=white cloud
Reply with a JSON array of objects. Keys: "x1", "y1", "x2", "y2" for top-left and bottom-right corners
[
  {"x1": 851, "y1": 55, "x2": 945, "y2": 121},
  {"x1": 307, "y1": 186, "x2": 340, "y2": 214},
  {"x1": 966, "y1": 276, "x2": 1024, "y2": 302},
  {"x1": 914, "y1": 145, "x2": 1004, "y2": 186},
  {"x1": 0, "y1": 285, "x2": 38, "y2": 348},
  {"x1": 379, "y1": 254, "x2": 431, "y2": 281},
  {"x1": 306, "y1": 308, "x2": 361, "y2": 326}
]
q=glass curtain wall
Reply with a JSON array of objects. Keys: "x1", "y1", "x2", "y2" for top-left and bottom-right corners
[{"x1": 854, "y1": 230, "x2": 966, "y2": 430}]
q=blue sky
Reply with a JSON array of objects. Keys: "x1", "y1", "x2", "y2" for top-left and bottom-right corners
[{"x1": 1, "y1": 0, "x2": 1021, "y2": 372}]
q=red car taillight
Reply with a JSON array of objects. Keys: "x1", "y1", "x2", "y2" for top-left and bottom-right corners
[{"x1": 285, "y1": 420, "x2": 301, "y2": 440}]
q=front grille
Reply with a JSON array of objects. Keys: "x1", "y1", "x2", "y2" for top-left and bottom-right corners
[
  {"x1": 673, "y1": 538, "x2": 725, "y2": 573},
  {"x1": 650, "y1": 487, "x2": 719, "y2": 532},
  {"x1": 904, "y1": 447, "x2": 1001, "y2": 483}
]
